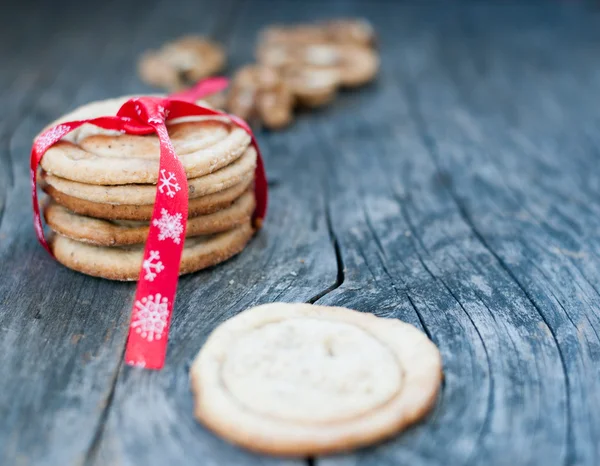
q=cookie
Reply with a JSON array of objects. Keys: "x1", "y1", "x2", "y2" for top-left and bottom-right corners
[
  {"x1": 190, "y1": 303, "x2": 442, "y2": 457},
  {"x1": 41, "y1": 119, "x2": 250, "y2": 185},
  {"x1": 50, "y1": 222, "x2": 254, "y2": 280},
  {"x1": 260, "y1": 18, "x2": 376, "y2": 48},
  {"x1": 227, "y1": 65, "x2": 294, "y2": 130},
  {"x1": 302, "y1": 43, "x2": 379, "y2": 88},
  {"x1": 280, "y1": 67, "x2": 339, "y2": 108},
  {"x1": 258, "y1": 42, "x2": 379, "y2": 90},
  {"x1": 42, "y1": 176, "x2": 253, "y2": 221},
  {"x1": 40, "y1": 99, "x2": 251, "y2": 185},
  {"x1": 319, "y1": 18, "x2": 377, "y2": 47},
  {"x1": 44, "y1": 191, "x2": 255, "y2": 246},
  {"x1": 40, "y1": 146, "x2": 257, "y2": 205},
  {"x1": 138, "y1": 36, "x2": 226, "y2": 91},
  {"x1": 39, "y1": 94, "x2": 218, "y2": 140}
]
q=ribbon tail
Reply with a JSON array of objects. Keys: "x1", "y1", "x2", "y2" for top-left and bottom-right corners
[
  {"x1": 170, "y1": 77, "x2": 229, "y2": 103},
  {"x1": 124, "y1": 120, "x2": 189, "y2": 370}
]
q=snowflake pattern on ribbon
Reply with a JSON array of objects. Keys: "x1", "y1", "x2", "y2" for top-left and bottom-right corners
[
  {"x1": 33, "y1": 212, "x2": 44, "y2": 239},
  {"x1": 152, "y1": 209, "x2": 184, "y2": 244},
  {"x1": 158, "y1": 169, "x2": 181, "y2": 198},
  {"x1": 131, "y1": 293, "x2": 170, "y2": 342},
  {"x1": 35, "y1": 124, "x2": 70, "y2": 153},
  {"x1": 142, "y1": 250, "x2": 165, "y2": 281}
]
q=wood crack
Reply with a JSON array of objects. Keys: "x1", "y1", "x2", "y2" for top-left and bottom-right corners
[
  {"x1": 83, "y1": 347, "x2": 126, "y2": 466},
  {"x1": 307, "y1": 196, "x2": 344, "y2": 303},
  {"x1": 395, "y1": 190, "x2": 494, "y2": 465},
  {"x1": 361, "y1": 201, "x2": 432, "y2": 339}
]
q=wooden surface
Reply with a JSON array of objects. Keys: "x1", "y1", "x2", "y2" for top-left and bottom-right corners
[{"x1": 1, "y1": 0, "x2": 600, "y2": 465}]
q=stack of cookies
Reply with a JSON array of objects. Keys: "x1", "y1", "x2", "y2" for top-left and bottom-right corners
[{"x1": 38, "y1": 97, "x2": 257, "y2": 281}]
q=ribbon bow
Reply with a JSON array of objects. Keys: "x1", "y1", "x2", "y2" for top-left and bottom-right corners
[{"x1": 31, "y1": 78, "x2": 268, "y2": 369}]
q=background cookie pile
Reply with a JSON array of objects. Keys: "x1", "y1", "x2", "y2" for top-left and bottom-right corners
[
  {"x1": 38, "y1": 97, "x2": 257, "y2": 280},
  {"x1": 138, "y1": 18, "x2": 379, "y2": 129}
]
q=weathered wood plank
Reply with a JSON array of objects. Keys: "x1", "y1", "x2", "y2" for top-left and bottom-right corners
[
  {"x1": 315, "y1": 2, "x2": 598, "y2": 465},
  {"x1": 425, "y1": 5, "x2": 600, "y2": 464},
  {"x1": 1, "y1": 1, "x2": 600, "y2": 465}
]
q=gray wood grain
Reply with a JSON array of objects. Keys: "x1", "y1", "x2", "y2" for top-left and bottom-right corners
[
  {"x1": 1, "y1": 1, "x2": 599, "y2": 465},
  {"x1": 318, "y1": 3, "x2": 599, "y2": 465}
]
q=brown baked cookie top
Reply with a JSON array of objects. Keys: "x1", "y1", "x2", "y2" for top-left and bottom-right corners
[
  {"x1": 138, "y1": 36, "x2": 226, "y2": 91},
  {"x1": 227, "y1": 65, "x2": 294, "y2": 130}
]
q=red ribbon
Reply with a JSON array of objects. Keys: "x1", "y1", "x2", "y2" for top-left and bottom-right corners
[{"x1": 31, "y1": 78, "x2": 268, "y2": 369}]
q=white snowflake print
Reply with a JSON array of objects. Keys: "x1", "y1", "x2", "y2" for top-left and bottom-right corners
[
  {"x1": 147, "y1": 105, "x2": 170, "y2": 125},
  {"x1": 30, "y1": 168, "x2": 36, "y2": 194},
  {"x1": 158, "y1": 104, "x2": 170, "y2": 120},
  {"x1": 33, "y1": 212, "x2": 44, "y2": 239},
  {"x1": 131, "y1": 293, "x2": 170, "y2": 342},
  {"x1": 152, "y1": 208, "x2": 184, "y2": 244},
  {"x1": 36, "y1": 124, "x2": 69, "y2": 152},
  {"x1": 142, "y1": 250, "x2": 165, "y2": 281},
  {"x1": 158, "y1": 169, "x2": 181, "y2": 198},
  {"x1": 127, "y1": 360, "x2": 147, "y2": 368}
]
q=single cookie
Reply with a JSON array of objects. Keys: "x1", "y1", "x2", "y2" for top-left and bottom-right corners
[
  {"x1": 258, "y1": 42, "x2": 379, "y2": 89},
  {"x1": 138, "y1": 36, "x2": 226, "y2": 91},
  {"x1": 39, "y1": 94, "x2": 216, "y2": 141},
  {"x1": 190, "y1": 303, "x2": 442, "y2": 457},
  {"x1": 42, "y1": 176, "x2": 253, "y2": 221},
  {"x1": 259, "y1": 19, "x2": 376, "y2": 50},
  {"x1": 319, "y1": 18, "x2": 377, "y2": 47},
  {"x1": 40, "y1": 146, "x2": 257, "y2": 205},
  {"x1": 44, "y1": 191, "x2": 255, "y2": 246},
  {"x1": 227, "y1": 65, "x2": 294, "y2": 130},
  {"x1": 281, "y1": 67, "x2": 339, "y2": 108},
  {"x1": 50, "y1": 222, "x2": 254, "y2": 280},
  {"x1": 40, "y1": 98, "x2": 251, "y2": 185}
]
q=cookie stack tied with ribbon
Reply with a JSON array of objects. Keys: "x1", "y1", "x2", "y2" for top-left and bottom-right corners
[
  {"x1": 31, "y1": 78, "x2": 268, "y2": 369},
  {"x1": 39, "y1": 101, "x2": 257, "y2": 280}
]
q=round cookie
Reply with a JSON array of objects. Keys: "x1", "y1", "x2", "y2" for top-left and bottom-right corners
[
  {"x1": 40, "y1": 99, "x2": 251, "y2": 185},
  {"x1": 50, "y1": 222, "x2": 254, "y2": 281},
  {"x1": 44, "y1": 191, "x2": 255, "y2": 246},
  {"x1": 39, "y1": 94, "x2": 219, "y2": 143},
  {"x1": 138, "y1": 36, "x2": 226, "y2": 91},
  {"x1": 227, "y1": 65, "x2": 295, "y2": 130},
  {"x1": 40, "y1": 146, "x2": 257, "y2": 205},
  {"x1": 42, "y1": 177, "x2": 253, "y2": 221},
  {"x1": 190, "y1": 303, "x2": 442, "y2": 457}
]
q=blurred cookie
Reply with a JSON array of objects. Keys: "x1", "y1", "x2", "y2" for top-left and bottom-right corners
[
  {"x1": 227, "y1": 65, "x2": 294, "y2": 129},
  {"x1": 280, "y1": 67, "x2": 338, "y2": 108},
  {"x1": 260, "y1": 18, "x2": 376, "y2": 48},
  {"x1": 258, "y1": 42, "x2": 379, "y2": 90},
  {"x1": 138, "y1": 36, "x2": 226, "y2": 91},
  {"x1": 256, "y1": 18, "x2": 379, "y2": 112},
  {"x1": 44, "y1": 191, "x2": 255, "y2": 246},
  {"x1": 190, "y1": 302, "x2": 442, "y2": 456}
]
